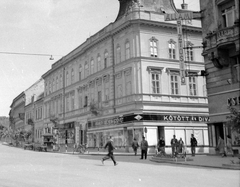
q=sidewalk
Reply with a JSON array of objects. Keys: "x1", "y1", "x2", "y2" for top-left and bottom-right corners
[
  {"x1": 64, "y1": 150, "x2": 240, "y2": 170},
  {"x1": 2, "y1": 142, "x2": 240, "y2": 170}
]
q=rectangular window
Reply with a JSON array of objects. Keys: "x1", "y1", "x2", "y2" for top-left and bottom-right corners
[
  {"x1": 104, "y1": 52, "x2": 108, "y2": 69},
  {"x1": 126, "y1": 81, "x2": 132, "y2": 95},
  {"x1": 71, "y1": 94, "x2": 75, "y2": 111},
  {"x1": 79, "y1": 65, "x2": 82, "y2": 81},
  {"x1": 125, "y1": 42, "x2": 130, "y2": 60},
  {"x1": 98, "y1": 91, "x2": 102, "y2": 108},
  {"x1": 152, "y1": 73, "x2": 160, "y2": 94},
  {"x1": 90, "y1": 60, "x2": 94, "y2": 74},
  {"x1": 97, "y1": 56, "x2": 101, "y2": 71},
  {"x1": 222, "y1": 6, "x2": 236, "y2": 27},
  {"x1": 150, "y1": 40, "x2": 158, "y2": 57},
  {"x1": 117, "y1": 85, "x2": 123, "y2": 98},
  {"x1": 169, "y1": 43, "x2": 176, "y2": 59},
  {"x1": 105, "y1": 89, "x2": 109, "y2": 101},
  {"x1": 66, "y1": 96, "x2": 69, "y2": 112},
  {"x1": 189, "y1": 76, "x2": 197, "y2": 96},
  {"x1": 85, "y1": 62, "x2": 89, "y2": 78},
  {"x1": 71, "y1": 69, "x2": 74, "y2": 84},
  {"x1": 116, "y1": 46, "x2": 121, "y2": 64},
  {"x1": 78, "y1": 94, "x2": 82, "y2": 109},
  {"x1": 170, "y1": 74, "x2": 179, "y2": 95},
  {"x1": 84, "y1": 96, "x2": 88, "y2": 107},
  {"x1": 66, "y1": 71, "x2": 69, "y2": 86}
]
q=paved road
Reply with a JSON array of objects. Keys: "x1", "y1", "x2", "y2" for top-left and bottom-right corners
[{"x1": 0, "y1": 144, "x2": 239, "y2": 187}]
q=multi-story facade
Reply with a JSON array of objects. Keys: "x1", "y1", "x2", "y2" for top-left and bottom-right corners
[
  {"x1": 24, "y1": 78, "x2": 44, "y2": 143},
  {"x1": 42, "y1": 0, "x2": 209, "y2": 153},
  {"x1": 9, "y1": 92, "x2": 25, "y2": 132},
  {"x1": 200, "y1": 0, "x2": 239, "y2": 153}
]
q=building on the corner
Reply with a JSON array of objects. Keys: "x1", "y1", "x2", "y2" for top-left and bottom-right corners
[
  {"x1": 42, "y1": 0, "x2": 210, "y2": 153},
  {"x1": 200, "y1": 0, "x2": 239, "y2": 153}
]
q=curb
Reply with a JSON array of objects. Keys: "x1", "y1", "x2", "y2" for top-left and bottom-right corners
[{"x1": 150, "y1": 157, "x2": 240, "y2": 170}]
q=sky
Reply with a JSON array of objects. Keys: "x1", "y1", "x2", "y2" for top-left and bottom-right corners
[{"x1": 0, "y1": 0, "x2": 199, "y2": 117}]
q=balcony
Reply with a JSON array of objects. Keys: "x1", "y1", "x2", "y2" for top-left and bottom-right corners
[{"x1": 205, "y1": 24, "x2": 239, "y2": 51}]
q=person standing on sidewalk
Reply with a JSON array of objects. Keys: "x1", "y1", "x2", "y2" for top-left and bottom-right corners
[
  {"x1": 140, "y1": 137, "x2": 148, "y2": 159},
  {"x1": 190, "y1": 134, "x2": 197, "y2": 156},
  {"x1": 226, "y1": 135, "x2": 234, "y2": 157},
  {"x1": 171, "y1": 135, "x2": 178, "y2": 157},
  {"x1": 178, "y1": 137, "x2": 184, "y2": 154},
  {"x1": 101, "y1": 136, "x2": 118, "y2": 166},
  {"x1": 131, "y1": 138, "x2": 139, "y2": 156},
  {"x1": 157, "y1": 137, "x2": 166, "y2": 156},
  {"x1": 217, "y1": 136, "x2": 226, "y2": 157}
]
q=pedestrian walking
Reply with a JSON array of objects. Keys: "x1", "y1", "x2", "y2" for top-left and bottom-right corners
[
  {"x1": 131, "y1": 138, "x2": 139, "y2": 156},
  {"x1": 226, "y1": 135, "x2": 234, "y2": 157},
  {"x1": 217, "y1": 136, "x2": 226, "y2": 157},
  {"x1": 171, "y1": 135, "x2": 178, "y2": 157},
  {"x1": 190, "y1": 134, "x2": 197, "y2": 156},
  {"x1": 157, "y1": 137, "x2": 166, "y2": 156},
  {"x1": 101, "y1": 136, "x2": 118, "y2": 166},
  {"x1": 178, "y1": 137, "x2": 184, "y2": 154},
  {"x1": 140, "y1": 137, "x2": 148, "y2": 159}
]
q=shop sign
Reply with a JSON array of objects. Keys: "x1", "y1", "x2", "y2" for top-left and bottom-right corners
[
  {"x1": 95, "y1": 116, "x2": 124, "y2": 126},
  {"x1": 163, "y1": 115, "x2": 210, "y2": 122},
  {"x1": 177, "y1": 20, "x2": 186, "y2": 85},
  {"x1": 164, "y1": 12, "x2": 193, "y2": 21},
  {"x1": 227, "y1": 96, "x2": 240, "y2": 106}
]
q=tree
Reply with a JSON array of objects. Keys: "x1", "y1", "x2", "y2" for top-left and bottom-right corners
[{"x1": 226, "y1": 107, "x2": 240, "y2": 132}]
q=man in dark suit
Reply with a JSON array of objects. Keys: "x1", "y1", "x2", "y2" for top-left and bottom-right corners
[{"x1": 101, "y1": 136, "x2": 118, "y2": 166}]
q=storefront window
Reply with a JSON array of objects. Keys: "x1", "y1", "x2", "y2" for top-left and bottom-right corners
[
  {"x1": 194, "y1": 129, "x2": 203, "y2": 146},
  {"x1": 186, "y1": 129, "x2": 193, "y2": 146},
  {"x1": 165, "y1": 129, "x2": 174, "y2": 146}
]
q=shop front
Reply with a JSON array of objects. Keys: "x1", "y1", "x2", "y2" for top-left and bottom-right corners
[
  {"x1": 58, "y1": 122, "x2": 75, "y2": 145},
  {"x1": 207, "y1": 93, "x2": 240, "y2": 154},
  {"x1": 87, "y1": 113, "x2": 210, "y2": 154}
]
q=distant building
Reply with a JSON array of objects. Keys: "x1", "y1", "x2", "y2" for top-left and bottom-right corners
[
  {"x1": 24, "y1": 78, "x2": 44, "y2": 143},
  {"x1": 200, "y1": 0, "x2": 239, "y2": 153},
  {"x1": 42, "y1": 0, "x2": 209, "y2": 153},
  {"x1": 9, "y1": 92, "x2": 25, "y2": 132}
]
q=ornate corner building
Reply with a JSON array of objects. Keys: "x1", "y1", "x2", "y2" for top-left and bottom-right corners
[
  {"x1": 41, "y1": 0, "x2": 210, "y2": 153},
  {"x1": 200, "y1": 0, "x2": 240, "y2": 153}
]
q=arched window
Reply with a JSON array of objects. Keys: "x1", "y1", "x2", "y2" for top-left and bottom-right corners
[
  {"x1": 125, "y1": 41, "x2": 130, "y2": 60},
  {"x1": 116, "y1": 45, "x2": 121, "y2": 64},
  {"x1": 168, "y1": 39, "x2": 176, "y2": 59},
  {"x1": 150, "y1": 37, "x2": 158, "y2": 57}
]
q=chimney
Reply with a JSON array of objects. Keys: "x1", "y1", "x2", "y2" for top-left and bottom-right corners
[{"x1": 181, "y1": 0, "x2": 188, "y2": 10}]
